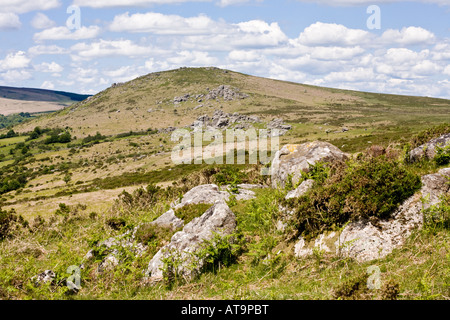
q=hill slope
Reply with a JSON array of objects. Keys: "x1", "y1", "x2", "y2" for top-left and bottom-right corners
[
  {"x1": 0, "y1": 86, "x2": 91, "y2": 116},
  {"x1": 14, "y1": 67, "x2": 450, "y2": 147}
]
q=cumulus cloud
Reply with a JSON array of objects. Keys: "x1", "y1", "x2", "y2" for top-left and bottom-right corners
[
  {"x1": 40, "y1": 81, "x2": 55, "y2": 90},
  {"x1": 0, "y1": 0, "x2": 61, "y2": 14},
  {"x1": 294, "y1": 0, "x2": 450, "y2": 6},
  {"x1": 0, "y1": 13, "x2": 21, "y2": 30},
  {"x1": 297, "y1": 22, "x2": 371, "y2": 47},
  {"x1": 28, "y1": 45, "x2": 69, "y2": 56},
  {"x1": 31, "y1": 13, "x2": 56, "y2": 29},
  {"x1": 0, "y1": 70, "x2": 32, "y2": 83},
  {"x1": 33, "y1": 26, "x2": 101, "y2": 41},
  {"x1": 70, "y1": 39, "x2": 165, "y2": 60},
  {"x1": 35, "y1": 61, "x2": 64, "y2": 73},
  {"x1": 73, "y1": 0, "x2": 209, "y2": 8},
  {"x1": 381, "y1": 26, "x2": 436, "y2": 46},
  {"x1": 167, "y1": 51, "x2": 218, "y2": 65},
  {"x1": 109, "y1": 12, "x2": 221, "y2": 35},
  {"x1": 0, "y1": 51, "x2": 30, "y2": 71}
]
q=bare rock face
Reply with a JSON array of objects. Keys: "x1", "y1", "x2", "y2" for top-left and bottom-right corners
[
  {"x1": 144, "y1": 201, "x2": 236, "y2": 282},
  {"x1": 271, "y1": 142, "x2": 348, "y2": 188},
  {"x1": 171, "y1": 184, "x2": 256, "y2": 210},
  {"x1": 409, "y1": 133, "x2": 450, "y2": 162},
  {"x1": 294, "y1": 167, "x2": 450, "y2": 262},
  {"x1": 150, "y1": 209, "x2": 184, "y2": 230},
  {"x1": 285, "y1": 179, "x2": 315, "y2": 200}
]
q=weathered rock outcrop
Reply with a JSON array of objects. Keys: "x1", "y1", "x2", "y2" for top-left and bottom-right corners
[
  {"x1": 205, "y1": 85, "x2": 249, "y2": 101},
  {"x1": 83, "y1": 231, "x2": 147, "y2": 272},
  {"x1": 270, "y1": 142, "x2": 348, "y2": 188},
  {"x1": 285, "y1": 179, "x2": 315, "y2": 200},
  {"x1": 144, "y1": 201, "x2": 236, "y2": 282},
  {"x1": 267, "y1": 118, "x2": 292, "y2": 137},
  {"x1": 190, "y1": 110, "x2": 261, "y2": 132},
  {"x1": 409, "y1": 133, "x2": 450, "y2": 162},
  {"x1": 294, "y1": 167, "x2": 450, "y2": 262},
  {"x1": 171, "y1": 184, "x2": 255, "y2": 210}
]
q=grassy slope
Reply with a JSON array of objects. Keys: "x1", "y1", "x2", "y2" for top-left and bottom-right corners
[
  {"x1": 0, "y1": 67, "x2": 449, "y2": 300},
  {"x1": 1, "y1": 67, "x2": 450, "y2": 218}
]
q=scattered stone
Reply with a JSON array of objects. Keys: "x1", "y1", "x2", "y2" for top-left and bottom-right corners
[
  {"x1": 174, "y1": 94, "x2": 190, "y2": 104},
  {"x1": 33, "y1": 270, "x2": 56, "y2": 287},
  {"x1": 145, "y1": 201, "x2": 237, "y2": 283},
  {"x1": 270, "y1": 142, "x2": 348, "y2": 188},
  {"x1": 189, "y1": 109, "x2": 261, "y2": 131},
  {"x1": 205, "y1": 85, "x2": 249, "y2": 101},
  {"x1": 157, "y1": 126, "x2": 177, "y2": 134},
  {"x1": 84, "y1": 232, "x2": 147, "y2": 273},
  {"x1": 267, "y1": 118, "x2": 292, "y2": 136},
  {"x1": 409, "y1": 133, "x2": 450, "y2": 162}
]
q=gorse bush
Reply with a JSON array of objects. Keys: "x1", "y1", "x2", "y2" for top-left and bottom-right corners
[
  {"x1": 0, "y1": 209, "x2": 27, "y2": 240},
  {"x1": 434, "y1": 144, "x2": 450, "y2": 166},
  {"x1": 422, "y1": 194, "x2": 450, "y2": 235},
  {"x1": 287, "y1": 155, "x2": 422, "y2": 240}
]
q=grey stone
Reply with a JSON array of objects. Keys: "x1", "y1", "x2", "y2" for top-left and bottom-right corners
[
  {"x1": 410, "y1": 133, "x2": 450, "y2": 162},
  {"x1": 271, "y1": 142, "x2": 348, "y2": 188},
  {"x1": 151, "y1": 209, "x2": 184, "y2": 230},
  {"x1": 285, "y1": 179, "x2": 315, "y2": 200},
  {"x1": 294, "y1": 167, "x2": 450, "y2": 262},
  {"x1": 33, "y1": 270, "x2": 56, "y2": 286},
  {"x1": 144, "y1": 201, "x2": 237, "y2": 282}
]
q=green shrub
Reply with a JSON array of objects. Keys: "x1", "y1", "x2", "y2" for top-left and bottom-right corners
[
  {"x1": 288, "y1": 156, "x2": 422, "y2": 239},
  {"x1": 434, "y1": 144, "x2": 450, "y2": 166},
  {"x1": 106, "y1": 217, "x2": 126, "y2": 230},
  {"x1": 422, "y1": 194, "x2": 450, "y2": 235},
  {"x1": 194, "y1": 232, "x2": 245, "y2": 274},
  {"x1": 0, "y1": 209, "x2": 27, "y2": 240}
]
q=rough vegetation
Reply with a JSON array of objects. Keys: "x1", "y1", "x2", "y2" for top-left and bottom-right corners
[{"x1": 0, "y1": 68, "x2": 449, "y2": 300}]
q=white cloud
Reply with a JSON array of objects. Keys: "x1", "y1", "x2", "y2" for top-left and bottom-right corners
[
  {"x1": 35, "y1": 62, "x2": 64, "y2": 73},
  {"x1": 109, "y1": 12, "x2": 221, "y2": 35},
  {"x1": 28, "y1": 45, "x2": 69, "y2": 56},
  {"x1": 444, "y1": 65, "x2": 450, "y2": 76},
  {"x1": 294, "y1": 0, "x2": 450, "y2": 6},
  {"x1": 217, "y1": 0, "x2": 256, "y2": 6},
  {"x1": 73, "y1": 0, "x2": 210, "y2": 8},
  {"x1": 298, "y1": 22, "x2": 371, "y2": 46},
  {"x1": 0, "y1": 0, "x2": 61, "y2": 14},
  {"x1": 70, "y1": 39, "x2": 163, "y2": 60},
  {"x1": 40, "y1": 81, "x2": 55, "y2": 90},
  {"x1": 0, "y1": 13, "x2": 21, "y2": 30},
  {"x1": 381, "y1": 26, "x2": 435, "y2": 46},
  {"x1": 0, "y1": 51, "x2": 30, "y2": 71},
  {"x1": 33, "y1": 26, "x2": 101, "y2": 41},
  {"x1": 0, "y1": 70, "x2": 32, "y2": 83},
  {"x1": 31, "y1": 13, "x2": 56, "y2": 29},
  {"x1": 167, "y1": 51, "x2": 218, "y2": 66},
  {"x1": 228, "y1": 50, "x2": 262, "y2": 61}
]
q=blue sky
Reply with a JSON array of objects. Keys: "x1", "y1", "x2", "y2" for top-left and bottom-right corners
[{"x1": 0, "y1": 0, "x2": 450, "y2": 98}]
